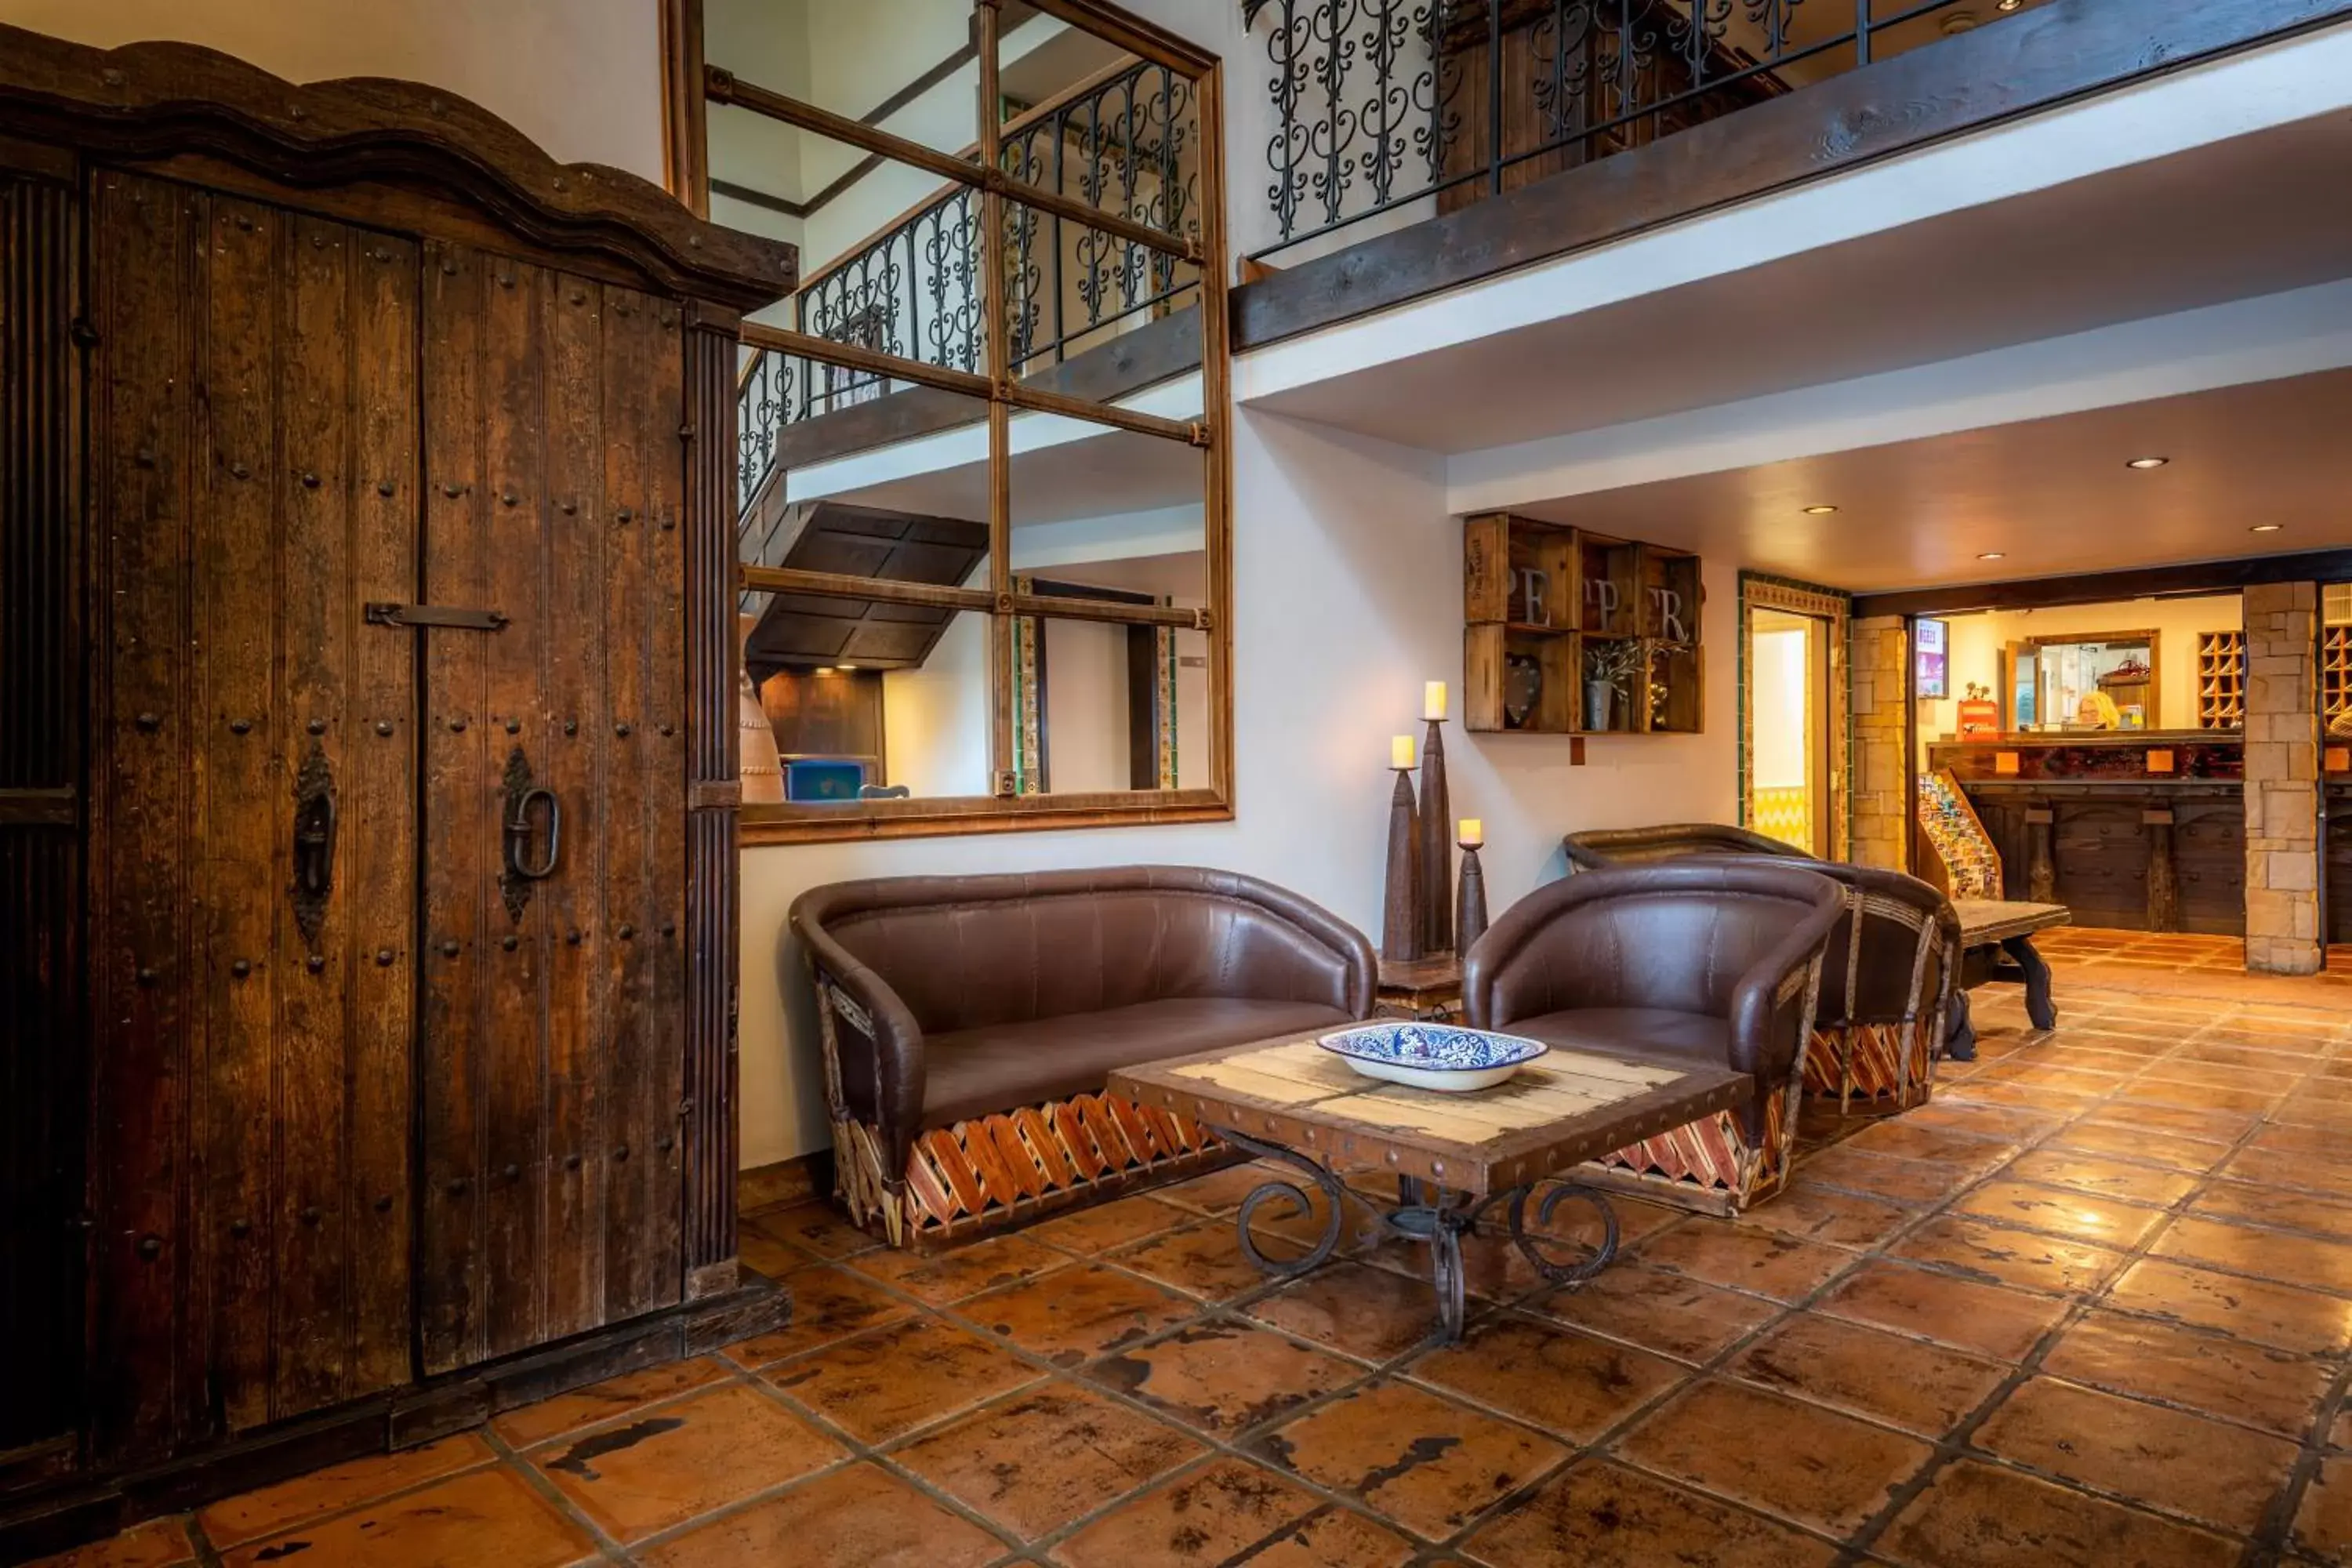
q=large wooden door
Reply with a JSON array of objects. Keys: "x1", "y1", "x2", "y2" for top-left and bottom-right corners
[
  {"x1": 415, "y1": 242, "x2": 688, "y2": 1374},
  {"x1": 87, "y1": 172, "x2": 419, "y2": 1456}
]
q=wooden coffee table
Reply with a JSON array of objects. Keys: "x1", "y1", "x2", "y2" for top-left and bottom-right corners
[{"x1": 1110, "y1": 1031, "x2": 1749, "y2": 1342}]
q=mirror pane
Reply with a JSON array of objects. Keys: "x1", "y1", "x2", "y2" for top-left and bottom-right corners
[
  {"x1": 1002, "y1": 194, "x2": 1200, "y2": 382},
  {"x1": 739, "y1": 606, "x2": 994, "y2": 804},
  {"x1": 998, "y1": 20, "x2": 1200, "y2": 243},
  {"x1": 1006, "y1": 429, "x2": 1210, "y2": 795},
  {"x1": 736, "y1": 352, "x2": 993, "y2": 543}
]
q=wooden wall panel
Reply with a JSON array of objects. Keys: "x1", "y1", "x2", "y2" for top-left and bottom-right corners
[
  {"x1": 2176, "y1": 797, "x2": 2248, "y2": 936},
  {"x1": 0, "y1": 162, "x2": 84, "y2": 1464}
]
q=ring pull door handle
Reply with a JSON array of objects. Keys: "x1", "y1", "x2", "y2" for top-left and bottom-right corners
[{"x1": 505, "y1": 786, "x2": 560, "y2": 880}]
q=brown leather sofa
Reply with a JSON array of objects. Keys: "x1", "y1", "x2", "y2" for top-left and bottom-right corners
[
  {"x1": 789, "y1": 866, "x2": 1375, "y2": 1248},
  {"x1": 1465, "y1": 861, "x2": 1845, "y2": 1212}
]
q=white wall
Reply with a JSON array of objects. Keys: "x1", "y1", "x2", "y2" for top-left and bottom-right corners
[
  {"x1": 0, "y1": 0, "x2": 666, "y2": 183},
  {"x1": 1040, "y1": 619, "x2": 1131, "y2": 793},
  {"x1": 880, "y1": 612, "x2": 993, "y2": 797}
]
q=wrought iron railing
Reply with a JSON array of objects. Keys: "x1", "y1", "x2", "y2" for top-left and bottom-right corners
[
  {"x1": 736, "y1": 60, "x2": 1201, "y2": 515},
  {"x1": 1240, "y1": 0, "x2": 2030, "y2": 258}
]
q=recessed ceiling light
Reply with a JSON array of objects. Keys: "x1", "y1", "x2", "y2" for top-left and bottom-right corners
[
  {"x1": 2250, "y1": 524, "x2": 2284, "y2": 534},
  {"x1": 1977, "y1": 551, "x2": 2006, "y2": 561},
  {"x1": 1802, "y1": 504, "x2": 1840, "y2": 515},
  {"x1": 2126, "y1": 456, "x2": 2171, "y2": 470},
  {"x1": 1997, "y1": 0, "x2": 2021, "y2": 10}
]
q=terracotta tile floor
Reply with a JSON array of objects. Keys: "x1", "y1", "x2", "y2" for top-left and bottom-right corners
[{"x1": 42, "y1": 929, "x2": 2352, "y2": 1566}]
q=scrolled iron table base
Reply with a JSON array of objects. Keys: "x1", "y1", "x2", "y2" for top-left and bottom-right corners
[{"x1": 1208, "y1": 1126, "x2": 1620, "y2": 1343}]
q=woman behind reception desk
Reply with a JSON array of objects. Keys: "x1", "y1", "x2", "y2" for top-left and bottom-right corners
[{"x1": 1924, "y1": 733, "x2": 2244, "y2": 935}]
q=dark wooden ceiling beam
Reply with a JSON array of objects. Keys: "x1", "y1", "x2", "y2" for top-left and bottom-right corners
[{"x1": 1851, "y1": 550, "x2": 2352, "y2": 620}]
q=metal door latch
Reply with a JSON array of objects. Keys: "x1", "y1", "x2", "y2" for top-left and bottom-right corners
[{"x1": 365, "y1": 602, "x2": 508, "y2": 631}]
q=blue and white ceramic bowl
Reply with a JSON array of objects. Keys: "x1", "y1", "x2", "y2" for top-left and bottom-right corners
[{"x1": 1317, "y1": 1022, "x2": 1550, "y2": 1093}]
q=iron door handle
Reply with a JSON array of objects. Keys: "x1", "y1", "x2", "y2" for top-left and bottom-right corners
[
  {"x1": 505, "y1": 786, "x2": 560, "y2": 880},
  {"x1": 294, "y1": 790, "x2": 336, "y2": 898}
]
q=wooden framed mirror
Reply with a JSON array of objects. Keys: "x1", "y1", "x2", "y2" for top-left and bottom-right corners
[{"x1": 687, "y1": 0, "x2": 1232, "y2": 843}]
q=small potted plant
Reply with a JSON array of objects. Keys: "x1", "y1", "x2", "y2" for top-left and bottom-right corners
[{"x1": 1583, "y1": 639, "x2": 1646, "y2": 731}]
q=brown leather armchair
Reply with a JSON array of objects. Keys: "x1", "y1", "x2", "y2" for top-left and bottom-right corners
[
  {"x1": 1570, "y1": 824, "x2": 1966, "y2": 1112},
  {"x1": 1802, "y1": 863, "x2": 1964, "y2": 1114},
  {"x1": 1464, "y1": 861, "x2": 1845, "y2": 1212},
  {"x1": 790, "y1": 866, "x2": 1375, "y2": 1248},
  {"x1": 1561, "y1": 822, "x2": 1811, "y2": 871}
]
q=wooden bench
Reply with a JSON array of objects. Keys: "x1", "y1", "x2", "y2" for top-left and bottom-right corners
[{"x1": 1948, "y1": 898, "x2": 2071, "y2": 1054}]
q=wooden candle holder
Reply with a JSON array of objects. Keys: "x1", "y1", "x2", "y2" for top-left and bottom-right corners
[
  {"x1": 1456, "y1": 840, "x2": 1489, "y2": 954},
  {"x1": 1418, "y1": 717, "x2": 1453, "y2": 954},
  {"x1": 1382, "y1": 766, "x2": 1422, "y2": 963}
]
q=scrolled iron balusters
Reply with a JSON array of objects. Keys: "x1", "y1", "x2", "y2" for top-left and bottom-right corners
[
  {"x1": 916, "y1": 188, "x2": 980, "y2": 374},
  {"x1": 1243, "y1": 0, "x2": 1444, "y2": 245},
  {"x1": 1243, "y1": 0, "x2": 1934, "y2": 257},
  {"x1": 729, "y1": 57, "x2": 1203, "y2": 510},
  {"x1": 735, "y1": 350, "x2": 781, "y2": 517}
]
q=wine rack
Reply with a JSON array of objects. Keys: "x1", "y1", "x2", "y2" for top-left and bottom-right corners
[
  {"x1": 2198, "y1": 630, "x2": 2246, "y2": 730},
  {"x1": 2325, "y1": 626, "x2": 2352, "y2": 734}
]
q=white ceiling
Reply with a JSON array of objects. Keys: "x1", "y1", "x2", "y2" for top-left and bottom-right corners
[
  {"x1": 1515, "y1": 367, "x2": 2352, "y2": 593},
  {"x1": 1248, "y1": 109, "x2": 2352, "y2": 455}
]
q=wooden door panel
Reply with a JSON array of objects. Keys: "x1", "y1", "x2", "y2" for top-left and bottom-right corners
[
  {"x1": 419, "y1": 238, "x2": 492, "y2": 1372},
  {"x1": 541, "y1": 278, "x2": 611, "y2": 1342},
  {"x1": 343, "y1": 225, "x2": 424, "y2": 1406},
  {"x1": 601, "y1": 289, "x2": 688, "y2": 1325},
  {"x1": 92, "y1": 171, "x2": 205, "y2": 1460},
  {"x1": 478, "y1": 258, "x2": 552, "y2": 1359},
  {"x1": 419, "y1": 252, "x2": 685, "y2": 1372},
  {"x1": 196, "y1": 192, "x2": 282, "y2": 1436},
  {"x1": 91, "y1": 172, "x2": 421, "y2": 1453},
  {"x1": 274, "y1": 214, "x2": 422, "y2": 1417}
]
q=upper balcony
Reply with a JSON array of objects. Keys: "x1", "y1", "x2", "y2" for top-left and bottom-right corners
[{"x1": 718, "y1": 0, "x2": 2352, "y2": 520}]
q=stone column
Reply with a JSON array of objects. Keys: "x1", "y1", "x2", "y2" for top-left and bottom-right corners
[
  {"x1": 1849, "y1": 615, "x2": 1910, "y2": 871},
  {"x1": 2242, "y1": 582, "x2": 2322, "y2": 975}
]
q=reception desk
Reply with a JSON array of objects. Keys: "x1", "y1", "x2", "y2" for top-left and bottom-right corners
[{"x1": 1925, "y1": 734, "x2": 2245, "y2": 935}]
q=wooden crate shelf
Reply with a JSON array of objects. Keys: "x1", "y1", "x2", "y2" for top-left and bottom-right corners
[
  {"x1": 2198, "y1": 629, "x2": 2246, "y2": 731},
  {"x1": 1464, "y1": 514, "x2": 1702, "y2": 735}
]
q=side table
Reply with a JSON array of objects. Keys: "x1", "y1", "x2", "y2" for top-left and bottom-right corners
[{"x1": 1377, "y1": 953, "x2": 1462, "y2": 1021}]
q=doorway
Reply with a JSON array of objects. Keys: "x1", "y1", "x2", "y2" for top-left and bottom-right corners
[{"x1": 1741, "y1": 576, "x2": 1852, "y2": 858}]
